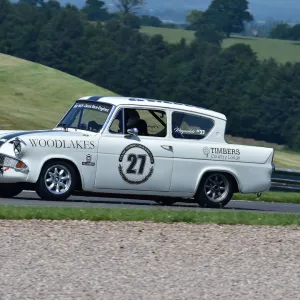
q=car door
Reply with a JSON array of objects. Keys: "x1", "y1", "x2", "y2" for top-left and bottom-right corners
[
  {"x1": 169, "y1": 110, "x2": 217, "y2": 194},
  {"x1": 94, "y1": 106, "x2": 174, "y2": 193}
]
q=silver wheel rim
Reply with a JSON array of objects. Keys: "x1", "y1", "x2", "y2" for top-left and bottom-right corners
[
  {"x1": 204, "y1": 174, "x2": 229, "y2": 203},
  {"x1": 44, "y1": 165, "x2": 71, "y2": 195}
]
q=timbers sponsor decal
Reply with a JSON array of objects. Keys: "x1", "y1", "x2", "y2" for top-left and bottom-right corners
[
  {"x1": 29, "y1": 139, "x2": 95, "y2": 150},
  {"x1": 203, "y1": 147, "x2": 241, "y2": 161}
]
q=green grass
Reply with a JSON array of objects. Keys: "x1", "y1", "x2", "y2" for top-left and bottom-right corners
[
  {"x1": 233, "y1": 192, "x2": 300, "y2": 204},
  {"x1": 140, "y1": 26, "x2": 300, "y2": 64},
  {"x1": 0, "y1": 53, "x2": 117, "y2": 131},
  {"x1": 1, "y1": 205, "x2": 300, "y2": 225}
]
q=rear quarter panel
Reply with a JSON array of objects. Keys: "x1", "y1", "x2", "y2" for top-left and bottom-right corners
[{"x1": 170, "y1": 140, "x2": 274, "y2": 195}]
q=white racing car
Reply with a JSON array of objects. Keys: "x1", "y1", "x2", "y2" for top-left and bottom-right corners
[{"x1": 0, "y1": 96, "x2": 275, "y2": 208}]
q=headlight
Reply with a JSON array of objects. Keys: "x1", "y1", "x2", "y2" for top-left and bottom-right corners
[{"x1": 0, "y1": 154, "x2": 28, "y2": 173}]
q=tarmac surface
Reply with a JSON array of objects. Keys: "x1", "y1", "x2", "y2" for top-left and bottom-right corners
[{"x1": 1, "y1": 191, "x2": 300, "y2": 214}]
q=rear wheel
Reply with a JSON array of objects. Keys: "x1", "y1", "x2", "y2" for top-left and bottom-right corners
[
  {"x1": 36, "y1": 161, "x2": 77, "y2": 201},
  {"x1": 0, "y1": 183, "x2": 23, "y2": 198},
  {"x1": 195, "y1": 173, "x2": 233, "y2": 208}
]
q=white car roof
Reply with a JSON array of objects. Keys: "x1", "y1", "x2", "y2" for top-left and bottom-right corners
[{"x1": 77, "y1": 96, "x2": 227, "y2": 120}]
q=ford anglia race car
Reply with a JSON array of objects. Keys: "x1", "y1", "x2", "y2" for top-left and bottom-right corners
[{"x1": 0, "y1": 96, "x2": 275, "y2": 208}]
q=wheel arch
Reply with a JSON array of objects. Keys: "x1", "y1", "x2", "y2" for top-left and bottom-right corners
[
  {"x1": 37, "y1": 157, "x2": 83, "y2": 191},
  {"x1": 194, "y1": 168, "x2": 241, "y2": 196}
]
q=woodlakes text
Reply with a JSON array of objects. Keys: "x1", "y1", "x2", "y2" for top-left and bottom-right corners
[{"x1": 29, "y1": 139, "x2": 95, "y2": 149}]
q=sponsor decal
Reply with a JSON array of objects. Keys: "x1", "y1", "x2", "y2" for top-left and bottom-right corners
[
  {"x1": 73, "y1": 102, "x2": 110, "y2": 113},
  {"x1": 203, "y1": 147, "x2": 241, "y2": 161},
  {"x1": 10, "y1": 137, "x2": 27, "y2": 158},
  {"x1": 0, "y1": 130, "x2": 56, "y2": 148},
  {"x1": 29, "y1": 139, "x2": 95, "y2": 150},
  {"x1": 13, "y1": 141, "x2": 22, "y2": 157},
  {"x1": 174, "y1": 126, "x2": 206, "y2": 136},
  {"x1": 82, "y1": 154, "x2": 95, "y2": 166},
  {"x1": 118, "y1": 143, "x2": 155, "y2": 184}
]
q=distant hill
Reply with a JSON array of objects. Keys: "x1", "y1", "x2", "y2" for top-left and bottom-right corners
[
  {"x1": 0, "y1": 53, "x2": 116, "y2": 130},
  {"x1": 59, "y1": 0, "x2": 300, "y2": 22},
  {"x1": 140, "y1": 26, "x2": 300, "y2": 64}
]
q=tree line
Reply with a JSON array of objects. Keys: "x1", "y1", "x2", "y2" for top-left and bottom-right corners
[
  {"x1": 270, "y1": 23, "x2": 300, "y2": 41},
  {"x1": 1, "y1": 0, "x2": 300, "y2": 150}
]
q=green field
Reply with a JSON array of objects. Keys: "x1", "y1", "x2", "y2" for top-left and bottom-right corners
[
  {"x1": 2, "y1": 205, "x2": 300, "y2": 226},
  {"x1": 140, "y1": 26, "x2": 300, "y2": 64},
  {"x1": 0, "y1": 54, "x2": 116, "y2": 130},
  {"x1": 0, "y1": 53, "x2": 299, "y2": 169}
]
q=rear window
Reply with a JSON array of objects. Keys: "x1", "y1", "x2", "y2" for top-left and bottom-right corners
[{"x1": 172, "y1": 111, "x2": 214, "y2": 140}]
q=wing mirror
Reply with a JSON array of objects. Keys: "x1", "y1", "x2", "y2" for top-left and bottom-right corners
[{"x1": 127, "y1": 128, "x2": 139, "y2": 136}]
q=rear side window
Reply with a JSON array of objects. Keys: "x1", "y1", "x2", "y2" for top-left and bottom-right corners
[{"x1": 172, "y1": 111, "x2": 214, "y2": 140}]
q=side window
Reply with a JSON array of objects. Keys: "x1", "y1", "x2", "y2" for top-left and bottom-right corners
[
  {"x1": 109, "y1": 108, "x2": 167, "y2": 137},
  {"x1": 131, "y1": 109, "x2": 167, "y2": 137},
  {"x1": 172, "y1": 111, "x2": 214, "y2": 140}
]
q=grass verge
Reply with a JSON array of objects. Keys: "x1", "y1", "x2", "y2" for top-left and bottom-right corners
[
  {"x1": 1, "y1": 205, "x2": 300, "y2": 226},
  {"x1": 233, "y1": 192, "x2": 300, "y2": 204}
]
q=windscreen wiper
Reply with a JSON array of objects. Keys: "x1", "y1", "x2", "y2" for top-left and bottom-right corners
[{"x1": 56, "y1": 123, "x2": 69, "y2": 132}]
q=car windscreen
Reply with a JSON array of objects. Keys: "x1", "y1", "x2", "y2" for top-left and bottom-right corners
[{"x1": 58, "y1": 101, "x2": 113, "y2": 132}]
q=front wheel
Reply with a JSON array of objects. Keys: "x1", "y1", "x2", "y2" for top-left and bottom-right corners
[
  {"x1": 0, "y1": 183, "x2": 23, "y2": 198},
  {"x1": 36, "y1": 161, "x2": 77, "y2": 201},
  {"x1": 195, "y1": 173, "x2": 233, "y2": 208}
]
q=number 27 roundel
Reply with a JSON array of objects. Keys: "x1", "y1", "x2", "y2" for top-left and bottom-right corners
[{"x1": 118, "y1": 143, "x2": 155, "y2": 184}]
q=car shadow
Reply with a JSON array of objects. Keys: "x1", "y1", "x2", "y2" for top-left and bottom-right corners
[{"x1": 14, "y1": 195, "x2": 265, "y2": 212}]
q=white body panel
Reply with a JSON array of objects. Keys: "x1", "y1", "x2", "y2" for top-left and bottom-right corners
[
  {"x1": 0, "y1": 96, "x2": 274, "y2": 198},
  {"x1": 95, "y1": 135, "x2": 174, "y2": 192}
]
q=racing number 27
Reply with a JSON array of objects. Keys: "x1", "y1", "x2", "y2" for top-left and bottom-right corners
[{"x1": 127, "y1": 154, "x2": 146, "y2": 175}]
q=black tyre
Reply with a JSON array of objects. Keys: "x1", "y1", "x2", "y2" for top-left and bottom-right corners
[
  {"x1": 195, "y1": 173, "x2": 233, "y2": 208},
  {"x1": 36, "y1": 160, "x2": 77, "y2": 201},
  {"x1": 0, "y1": 183, "x2": 23, "y2": 198}
]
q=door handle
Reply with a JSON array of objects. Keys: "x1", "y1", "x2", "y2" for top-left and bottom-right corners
[{"x1": 161, "y1": 145, "x2": 173, "y2": 151}]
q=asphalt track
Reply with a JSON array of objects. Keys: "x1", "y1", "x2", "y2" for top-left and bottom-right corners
[{"x1": 1, "y1": 191, "x2": 300, "y2": 214}]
